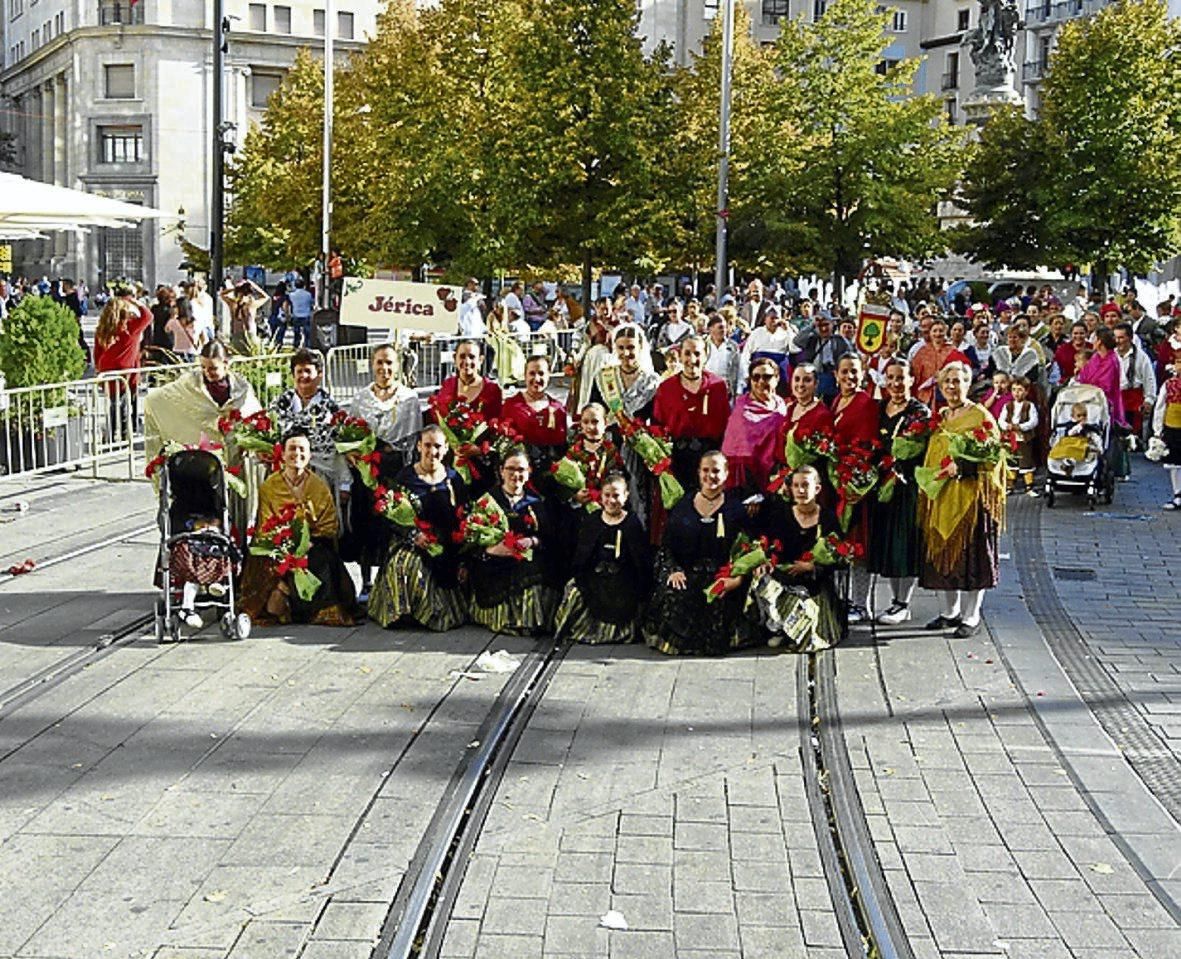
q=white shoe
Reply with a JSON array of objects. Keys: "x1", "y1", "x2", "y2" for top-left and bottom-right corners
[
  {"x1": 1027, "y1": 489, "x2": 1040, "y2": 498},
  {"x1": 847, "y1": 605, "x2": 868, "y2": 624},
  {"x1": 1164, "y1": 496, "x2": 1181, "y2": 511},
  {"x1": 207, "y1": 582, "x2": 228, "y2": 597},
  {"x1": 877, "y1": 603, "x2": 911, "y2": 625},
  {"x1": 181, "y1": 609, "x2": 203, "y2": 629}
]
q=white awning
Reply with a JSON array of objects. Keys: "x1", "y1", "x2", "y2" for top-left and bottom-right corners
[{"x1": 0, "y1": 173, "x2": 174, "y2": 230}]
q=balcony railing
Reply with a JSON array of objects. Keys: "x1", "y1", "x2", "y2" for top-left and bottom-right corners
[
  {"x1": 1023, "y1": 59, "x2": 1048, "y2": 81},
  {"x1": 941, "y1": 71, "x2": 959, "y2": 91},
  {"x1": 1024, "y1": 0, "x2": 1093, "y2": 26},
  {"x1": 98, "y1": 2, "x2": 144, "y2": 26}
]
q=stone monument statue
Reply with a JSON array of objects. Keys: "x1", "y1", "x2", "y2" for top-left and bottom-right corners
[{"x1": 962, "y1": 0, "x2": 1023, "y2": 124}]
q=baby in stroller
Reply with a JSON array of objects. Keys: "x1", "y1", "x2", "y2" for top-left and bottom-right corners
[
  {"x1": 1045, "y1": 384, "x2": 1113, "y2": 507},
  {"x1": 1059, "y1": 402, "x2": 1104, "y2": 458},
  {"x1": 156, "y1": 449, "x2": 249, "y2": 642}
]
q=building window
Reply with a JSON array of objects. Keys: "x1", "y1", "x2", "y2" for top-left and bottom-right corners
[
  {"x1": 99, "y1": 125, "x2": 143, "y2": 164},
  {"x1": 31, "y1": 27, "x2": 38, "y2": 46},
  {"x1": 762, "y1": 0, "x2": 789, "y2": 25},
  {"x1": 313, "y1": 8, "x2": 324, "y2": 35},
  {"x1": 337, "y1": 10, "x2": 353, "y2": 38},
  {"x1": 957, "y1": 8, "x2": 970, "y2": 31},
  {"x1": 704, "y1": 0, "x2": 719, "y2": 16},
  {"x1": 8, "y1": 0, "x2": 23, "y2": 21},
  {"x1": 98, "y1": 3, "x2": 143, "y2": 25},
  {"x1": 274, "y1": 5, "x2": 291, "y2": 33},
  {"x1": 945, "y1": 98, "x2": 957, "y2": 125},
  {"x1": 54, "y1": 10, "x2": 62, "y2": 31},
  {"x1": 875, "y1": 57, "x2": 900, "y2": 76},
  {"x1": 104, "y1": 64, "x2": 135, "y2": 99},
  {"x1": 891, "y1": 10, "x2": 906, "y2": 32},
  {"x1": 943, "y1": 51, "x2": 959, "y2": 90},
  {"x1": 248, "y1": 3, "x2": 265, "y2": 30},
  {"x1": 251, "y1": 71, "x2": 283, "y2": 109},
  {"x1": 813, "y1": 0, "x2": 828, "y2": 22}
]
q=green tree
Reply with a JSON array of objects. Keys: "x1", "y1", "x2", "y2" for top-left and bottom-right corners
[
  {"x1": 1039, "y1": 0, "x2": 1181, "y2": 288},
  {"x1": 760, "y1": 0, "x2": 962, "y2": 285},
  {"x1": 490, "y1": 0, "x2": 676, "y2": 302},
  {"x1": 657, "y1": 4, "x2": 788, "y2": 276},
  {"x1": 951, "y1": 107, "x2": 1059, "y2": 271},
  {"x1": 225, "y1": 48, "x2": 329, "y2": 268}
]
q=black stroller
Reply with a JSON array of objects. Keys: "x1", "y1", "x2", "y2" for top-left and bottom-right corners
[{"x1": 154, "y1": 449, "x2": 251, "y2": 643}]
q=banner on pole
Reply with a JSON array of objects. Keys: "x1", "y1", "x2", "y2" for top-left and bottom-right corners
[
  {"x1": 340, "y1": 277, "x2": 460, "y2": 334},
  {"x1": 856, "y1": 302, "x2": 890, "y2": 356}
]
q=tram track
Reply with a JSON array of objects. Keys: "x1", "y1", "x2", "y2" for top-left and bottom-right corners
[
  {"x1": 374, "y1": 636, "x2": 571, "y2": 959},
  {"x1": 801, "y1": 650, "x2": 913, "y2": 959}
]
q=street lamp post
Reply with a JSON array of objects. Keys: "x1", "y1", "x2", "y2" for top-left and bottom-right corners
[
  {"x1": 211, "y1": 0, "x2": 226, "y2": 289},
  {"x1": 320, "y1": 0, "x2": 334, "y2": 310},
  {"x1": 714, "y1": 0, "x2": 735, "y2": 300}
]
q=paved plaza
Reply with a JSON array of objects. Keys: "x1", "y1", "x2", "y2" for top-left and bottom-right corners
[{"x1": 0, "y1": 463, "x2": 1177, "y2": 958}]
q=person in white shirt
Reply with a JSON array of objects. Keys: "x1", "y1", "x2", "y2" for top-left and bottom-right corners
[
  {"x1": 188, "y1": 277, "x2": 217, "y2": 342},
  {"x1": 739, "y1": 304, "x2": 795, "y2": 392},
  {"x1": 458, "y1": 287, "x2": 487, "y2": 338},
  {"x1": 703, "y1": 312, "x2": 740, "y2": 395},
  {"x1": 1113, "y1": 321, "x2": 1157, "y2": 450},
  {"x1": 624, "y1": 285, "x2": 646, "y2": 326},
  {"x1": 500, "y1": 282, "x2": 524, "y2": 326}
]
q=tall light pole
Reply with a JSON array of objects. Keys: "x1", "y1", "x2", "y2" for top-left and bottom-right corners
[
  {"x1": 320, "y1": 0, "x2": 334, "y2": 309},
  {"x1": 211, "y1": 0, "x2": 227, "y2": 288},
  {"x1": 714, "y1": 0, "x2": 735, "y2": 299}
]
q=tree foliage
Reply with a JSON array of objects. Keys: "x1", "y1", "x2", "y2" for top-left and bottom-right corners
[
  {"x1": 955, "y1": 0, "x2": 1181, "y2": 282},
  {"x1": 760, "y1": 0, "x2": 963, "y2": 282}
]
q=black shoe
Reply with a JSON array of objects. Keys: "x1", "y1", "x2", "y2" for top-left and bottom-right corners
[
  {"x1": 953, "y1": 622, "x2": 981, "y2": 638},
  {"x1": 925, "y1": 615, "x2": 961, "y2": 630}
]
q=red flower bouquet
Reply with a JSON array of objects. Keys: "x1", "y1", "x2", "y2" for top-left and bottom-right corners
[
  {"x1": 827, "y1": 450, "x2": 879, "y2": 530},
  {"x1": 705, "y1": 534, "x2": 780, "y2": 604},
  {"x1": 486, "y1": 418, "x2": 526, "y2": 462},
  {"x1": 247, "y1": 502, "x2": 321, "y2": 600},
  {"x1": 619, "y1": 416, "x2": 685, "y2": 509},
  {"x1": 332, "y1": 413, "x2": 377, "y2": 457},
  {"x1": 145, "y1": 437, "x2": 248, "y2": 499},
  {"x1": 433, "y1": 399, "x2": 490, "y2": 484},
  {"x1": 803, "y1": 531, "x2": 864, "y2": 566},
  {"x1": 222, "y1": 410, "x2": 282, "y2": 471},
  {"x1": 784, "y1": 426, "x2": 838, "y2": 470},
  {"x1": 890, "y1": 416, "x2": 932, "y2": 463},
  {"x1": 454, "y1": 493, "x2": 533, "y2": 561},
  {"x1": 373, "y1": 486, "x2": 443, "y2": 557}
]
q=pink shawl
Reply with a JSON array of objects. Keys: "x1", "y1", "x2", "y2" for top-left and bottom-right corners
[
  {"x1": 722, "y1": 394, "x2": 787, "y2": 489},
  {"x1": 1077, "y1": 350, "x2": 1126, "y2": 426}
]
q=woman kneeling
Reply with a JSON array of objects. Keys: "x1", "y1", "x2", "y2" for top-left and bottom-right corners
[
  {"x1": 369, "y1": 426, "x2": 470, "y2": 631},
  {"x1": 744, "y1": 466, "x2": 843, "y2": 652},
  {"x1": 467, "y1": 450, "x2": 557, "y2": 635},
  {"x1": 554, "y1": 473, "x2": 651, "y2": 644},
  {"x1": 643, "y1": 451, "x2": 751, "y2": 656},
  {"x1": 239, "y1": 432, "x2": 356, "y2": 626}
]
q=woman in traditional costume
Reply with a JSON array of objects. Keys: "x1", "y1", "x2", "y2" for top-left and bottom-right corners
[
  {"x1": 430, "y1": 339, "x2": 504, "y2": 421},
  {"x1": 501, "y1": 354, "x2": 570, "y2": 474},
  {"x1": 368, "y1": 425, "x2": 470, "y2": 631},
  {"x1": 918, "y1": 361, "x2": 1007, "y2": 639},
  {"x1": 777, "y1": 363, "x2": 835, "y2": 462},
  {"x1": 830, "y1": 353, "x2": 880, "y2": 622},
  {"x1": 868, "y1": 358, "x2": 930, "y2": 625},
  {"x1": 341, "y1": 344, "x2": 423, "y2": 603},
  {"x1": 721, "y1": 357, "x2": 786, "y2": 493},
  {"x1": 144, "y1": 340, "x2": 263, "y2": 537},
  {"x1": 270, "y1": 347, "x2": 346, "y2": 490},
  {"x1": 239, "y1": 431, "x2": 356, "y2": 626},
  {"x1": 554, "y1": 473, "x2": 651, "y2": 644},
  {"x1": 591, "y1": 324, "x2": 661, "y2": 524},
  {"x1": 744, "y1": 465, "x2": 843, "y2": 652},
  {"x1": 644, "y1": 451, "x2": 751, "y2": 656},
  {"x1": 651, "y1": 337, "x2": 731, "y2": 492},
  {"x1": 1151, "y1": 355, "x2": 1181, "y2": 510},
  {"x1": 467, "y1": 450, "x2": 558, "y2": 635}
]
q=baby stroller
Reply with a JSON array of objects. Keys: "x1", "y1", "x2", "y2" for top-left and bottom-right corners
[
  {"x1": 154, "y1": 449, "x2": 251, "y2": 643},
  {"x1": 1044, "y1": 383, "x2": 1114, "y2": 509}
]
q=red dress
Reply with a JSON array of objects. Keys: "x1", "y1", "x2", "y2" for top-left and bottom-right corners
[
  {"x1": 775, "y1": 400, "x2": 835, "y2": 468},
  {"x1": 501, "y1": 392, "x2": 569, "y2": 452},
  {"x1": 651, "y1": 371, "x2": 730, "y2": 487},
  {"x1": 429, "y1": 375, "x2": 503, "y2": 423},
  {"x1": 831, "y1": 390, "x2": 879, "y2": 551}
]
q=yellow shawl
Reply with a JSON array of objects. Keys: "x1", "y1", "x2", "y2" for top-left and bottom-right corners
[
  {"x1": 919, "y1": 402, "x2": 1007, "y2": 575},
  {"x1": 257, "y1": 470, "x2": 339, "y2": 540}
]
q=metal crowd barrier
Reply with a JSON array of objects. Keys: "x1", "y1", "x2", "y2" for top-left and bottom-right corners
[
  {"x1": 0, "y1": 375, "x2": 134, "y2": 479},
  {"x1": 0, "y1": 330, "x2": 580, "y2": 482}
]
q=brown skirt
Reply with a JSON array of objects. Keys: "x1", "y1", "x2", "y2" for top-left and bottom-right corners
[{"x1": 920, "y1": 509, "x2": 999, "y2": 592}]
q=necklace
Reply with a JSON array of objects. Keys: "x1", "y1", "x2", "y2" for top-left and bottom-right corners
[{"x1": 698, "y1": 489, "x2": 724, "y2": 503}]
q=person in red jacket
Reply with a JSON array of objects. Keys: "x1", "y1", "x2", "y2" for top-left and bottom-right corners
[
  {"x1": 94, "y1": 295, "x2": 154, "y2": 439},
  {"x1": 651, "y1": 336, "x2": 730, "y2": 492}
]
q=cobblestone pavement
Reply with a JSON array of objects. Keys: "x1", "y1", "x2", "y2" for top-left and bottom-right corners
[
  {"x1": 1033, "y1": 459, "x2": 1181, "y2": 763},
  {"x1": 439, "y1": 646, "x2": 841, "y2": 959}
]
